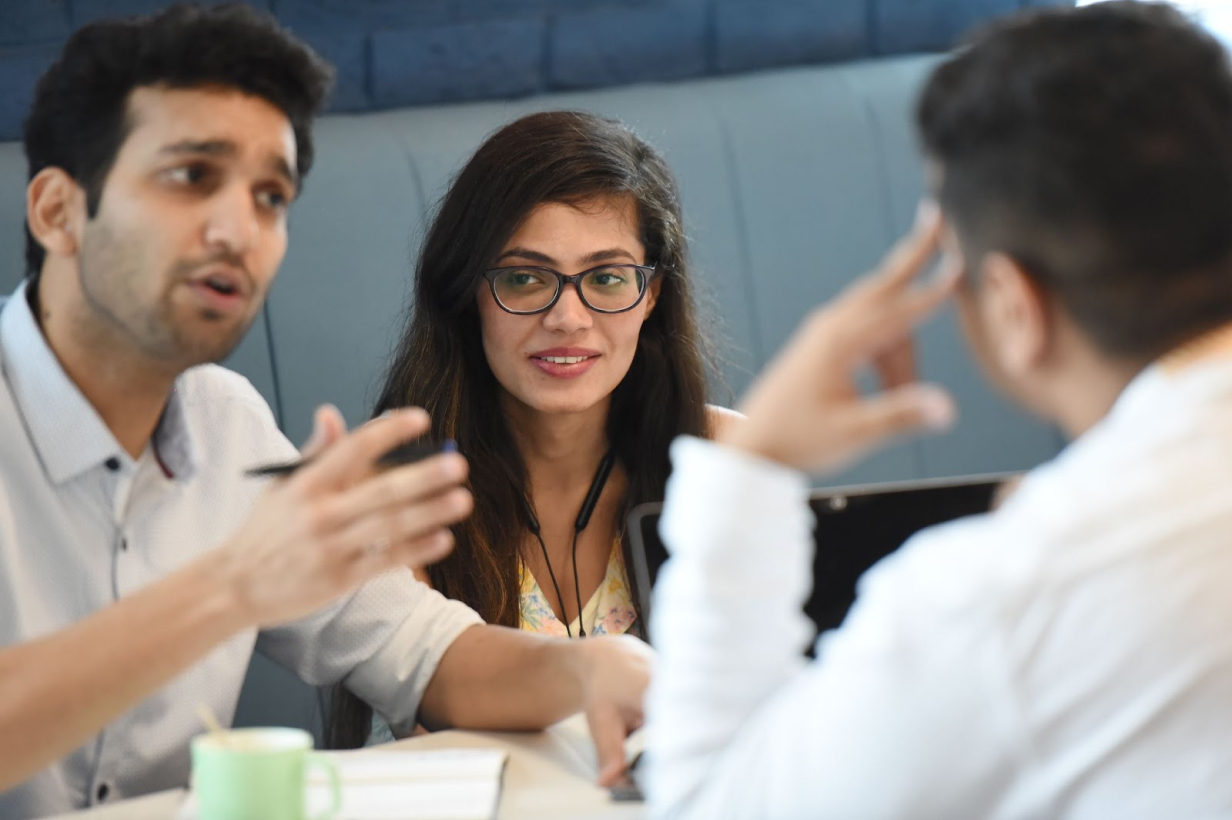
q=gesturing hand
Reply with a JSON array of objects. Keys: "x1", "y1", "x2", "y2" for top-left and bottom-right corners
[
  {"x1": 214, "y1": 405, "x2": 473, "y2": 628},
  {"x1": 721, "y1": 205, "x2": 961, "y2": 474}
]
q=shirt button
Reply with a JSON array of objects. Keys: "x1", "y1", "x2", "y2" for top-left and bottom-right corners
[
  {"x1": 104, "y1": 457, "x2": 121, "y2": 472},
  {"x1": 95, "y1": 782, "x2": 110, "y2": 801}
]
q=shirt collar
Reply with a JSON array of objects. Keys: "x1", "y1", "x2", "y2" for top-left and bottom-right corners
[{"x1": 0, "y1": 280, "x2": 199, "y2": 485}]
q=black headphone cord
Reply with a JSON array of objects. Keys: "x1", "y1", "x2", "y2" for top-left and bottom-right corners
[
  {"x1": 523, "y1": 450, "x2": 615, "y2": 639},
  {"x1": 532, "y1": 527, "x2": 577, "y2": 638},
  {"x1": 569, "y1": 527, "x2": 585, "y2": 638}
]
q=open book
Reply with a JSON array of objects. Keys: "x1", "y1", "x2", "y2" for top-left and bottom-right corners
[
  {"x1": 307, "y1": 748, "x2": 508, "y2": 820},
  {"x1": 177, "y1": 747, "x2": 508, "y2": 820}
]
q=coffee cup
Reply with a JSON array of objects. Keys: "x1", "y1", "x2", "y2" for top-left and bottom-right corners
[{"x1": 191, "y1": 727, "x2": 340, "y2": 820}]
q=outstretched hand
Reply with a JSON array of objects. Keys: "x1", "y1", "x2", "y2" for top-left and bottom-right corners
[{"x1": 216, "y1": 405, "x2": 472, "y2": 628}]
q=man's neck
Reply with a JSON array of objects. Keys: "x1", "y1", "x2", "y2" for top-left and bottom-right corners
[
  {"x1": 1052, "y1": 363, "x2": 1140, "y2": 440},
  {"x1": 1040, "y1": 325, "x2": 1146, "y2": 440},
  {"x1": 1049, "y1": 321, "x2": 1232, "y2": 439},
  {"x1": 34, "y1": 274, "x2": 177, "y2": 459}
]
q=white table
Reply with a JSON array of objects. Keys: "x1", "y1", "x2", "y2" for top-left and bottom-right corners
[{"x1": 40, "y1": 715, "x2": 644, "y2": 820}]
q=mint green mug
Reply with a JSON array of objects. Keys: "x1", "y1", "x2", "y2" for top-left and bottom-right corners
[{"x1": 191, "y1": 727, "x2": 341, "y2": 820}]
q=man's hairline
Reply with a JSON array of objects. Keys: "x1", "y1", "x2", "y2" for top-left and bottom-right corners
[{"x1": 81, "y1": 82, "x2": 304, "y2": 209}]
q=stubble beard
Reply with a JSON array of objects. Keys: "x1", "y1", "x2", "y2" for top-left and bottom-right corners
[{"x1": 77, "y1": 226, "x2": 258, "y2": 371}]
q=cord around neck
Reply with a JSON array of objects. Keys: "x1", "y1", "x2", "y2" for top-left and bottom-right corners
[{"x1": 522, "y1": 450, "x2": 615, "y2": 638}]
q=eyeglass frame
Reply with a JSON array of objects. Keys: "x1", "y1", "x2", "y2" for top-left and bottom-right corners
[{"x1": 481, "y1": 263, "x2": 660, "y2": 315}]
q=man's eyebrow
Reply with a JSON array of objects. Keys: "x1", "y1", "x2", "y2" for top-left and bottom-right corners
[
  {"x1": 267, "y1": 155, "x2": 299, "y2": 192},
  {"x1": 157, "y1": 139, "x2": 237, "y2": 158},
  {"x1": 157, "y1": 139, "x2": 299, "y2": 191}
]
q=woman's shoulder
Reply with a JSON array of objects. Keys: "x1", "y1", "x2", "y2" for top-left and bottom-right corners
[{"x1": 704, "y1": 404, "x2": 745, "y2": 440}]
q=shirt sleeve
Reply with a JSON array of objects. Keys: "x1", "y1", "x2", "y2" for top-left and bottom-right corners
[
  {"x1": 256, "y1": 568, "x2": 482, "y2": 730},
  {"x1": 645, "y1": 436, "x2": 1025, "y2": 820}
]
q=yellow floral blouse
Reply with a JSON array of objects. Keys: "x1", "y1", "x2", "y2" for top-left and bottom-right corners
[
  {"x1": 368, "y1": 542, "x2": 639, "y2": 745},
  {"x1": 518, "y1": 542, "x2": 638, "y2": 637}
]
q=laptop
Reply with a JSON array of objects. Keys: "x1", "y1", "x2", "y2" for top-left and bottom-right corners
[
  {"x1": 626, "y1": 472, "x2": 1013, "y2": 646},
  {"x1": 610, "y1": 472, "x2": 1012, "y2": 802}
]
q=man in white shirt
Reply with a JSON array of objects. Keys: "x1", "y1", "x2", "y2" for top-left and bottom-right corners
[
  {"x1": 647, "y1": 3, "x2": 1232, "y2": 818},
  {"x1": 0, "y1": 6, "x2": 647, "y2": 816}
]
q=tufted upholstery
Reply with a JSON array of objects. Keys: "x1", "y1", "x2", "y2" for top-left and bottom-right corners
[{"x1": 0, "y1": 54, "x2": 1062, "y2": 736}]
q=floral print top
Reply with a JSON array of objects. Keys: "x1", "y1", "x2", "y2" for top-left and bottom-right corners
[
  {"x1": 367, "y1": 542, "x2": 639, "y2": 747},
  {"x1": 518, "y1": 542, "x2": 638, "y2": 638}
]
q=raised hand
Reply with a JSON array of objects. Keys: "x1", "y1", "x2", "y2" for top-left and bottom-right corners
[
  {"x1": 721, "y1": 205, "x2": 961, "y2": 474},
  {"x1": 214, "y1": 405, "x2": 473, "y2": 627}
]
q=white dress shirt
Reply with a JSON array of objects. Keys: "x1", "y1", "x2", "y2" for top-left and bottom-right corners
[
  {"x1": 647, "y1": 350, "x2": 1232, "y2": 819},
  {"x1": 0, "y1": 283, "x2": 483, "y2": 819}
]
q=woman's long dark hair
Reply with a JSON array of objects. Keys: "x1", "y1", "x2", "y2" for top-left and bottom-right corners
[{"x1": 326, "y1": 111, "x2": 712, "y2": 748}]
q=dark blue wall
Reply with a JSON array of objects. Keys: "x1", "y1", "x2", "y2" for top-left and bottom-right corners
[{"x1": 0, "y1": 0, "x2": 1071, "y2": 140}]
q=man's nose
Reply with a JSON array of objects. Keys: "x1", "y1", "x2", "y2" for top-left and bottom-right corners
[{"x1": 202, "y1": 184, "x2": 258, "y2": 255}]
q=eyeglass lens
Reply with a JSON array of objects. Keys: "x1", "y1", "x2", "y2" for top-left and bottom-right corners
[{"x1": 493, "y1": 266, "x2": 647, "y2": 313}]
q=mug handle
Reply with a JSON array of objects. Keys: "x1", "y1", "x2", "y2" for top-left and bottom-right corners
[{"x1": 306, "y1": 754, "x2": 342, "y2": 820}]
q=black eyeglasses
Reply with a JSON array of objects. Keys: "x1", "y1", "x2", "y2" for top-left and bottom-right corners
[{"x1": 482, "y1": 264, "x2": 658, "y2": 315}]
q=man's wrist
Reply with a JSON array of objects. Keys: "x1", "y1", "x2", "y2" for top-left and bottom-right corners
[
  {"x1": 703, "y1": 425, "x2": 807, "y2": 476},
  {"x1": 178, "y1": 549, "x2": 260, "y2": 635},
  {"x1": 716, "y1": 423, "x2": 783, "y2": 466}
]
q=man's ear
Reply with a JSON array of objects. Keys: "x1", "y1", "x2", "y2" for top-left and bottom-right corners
[
  {"x1": 976, "y1": 252, "x2": 1051, "y2": 377},
  {"x1": 27, "y1": 168, "x2": 86, "y2": 264}
]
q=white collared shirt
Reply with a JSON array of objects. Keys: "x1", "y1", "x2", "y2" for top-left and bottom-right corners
[
  {"x1": 648, "y1": 353, "x2": 1232, "y2": 819},
  {"x1": 0, "y1": 283, "x2": 482, "y2": 818}
]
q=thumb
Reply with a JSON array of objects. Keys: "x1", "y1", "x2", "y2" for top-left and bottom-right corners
[
  {"x1": 845, "y1": 383, "x2": 956, "y2": 451},
  {"x1": 587, "y1": 706, "x2": 631, "y2": 787},
  {"x1": 299, "y1": 404, "x2": 347, "y2": 459}
]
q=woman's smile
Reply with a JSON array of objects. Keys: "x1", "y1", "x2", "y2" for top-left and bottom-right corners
[{"x1": 529, "y1": 347, "x2": 602, "y2": 378}]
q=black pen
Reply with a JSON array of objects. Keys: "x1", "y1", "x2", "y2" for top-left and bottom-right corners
[{"x1": 245, "y1": 438, "x2": 455, "y2": 478}]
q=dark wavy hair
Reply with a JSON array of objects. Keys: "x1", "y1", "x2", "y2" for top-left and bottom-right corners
[
  {"x1": 22, "y1": 1, "x2": 333, "y2": 278},
  {"x1": 918, "y1": 1, "x2": 1232, "y2": 361},
  {"x1": 326, "y1": 110, "x2": 712, "y2": 748}
]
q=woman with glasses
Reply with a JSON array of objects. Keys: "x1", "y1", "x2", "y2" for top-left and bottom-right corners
[{"x1": 327, "y1": 110, "x2": 736, "y2": 747}]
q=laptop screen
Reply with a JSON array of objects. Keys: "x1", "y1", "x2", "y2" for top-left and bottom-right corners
[{"x1": 627, "y1": 474, "x2": 1009, "y2": 647}]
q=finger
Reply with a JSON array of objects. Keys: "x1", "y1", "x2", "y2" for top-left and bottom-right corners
[
  {"x1": 879, "y1": 257, "x2": 961, "y2": 337},
  {"x1": 841, "y1": 257, "x2": 960, "y2": 362},
  {"x1": 315, "y1": 406, "x2": 348, "y2": 448},
  {"x1": 871, "y1": 203, "x2": 944, "y2": 294},
  {"x1": 298, "y1": 407, "x2": 431, "y2": 492},
  {"x1": 588, "y1": 707, "x2": 632, "y2": 787},
  {"x1": 813, "y1": 233, "x2": 955, "y2": 370},
  {"x1": 333, "y1": 452, "x2": 469, "y2": 526},
  {"x1": 344, "y1": 528, "x2": 455, "y2": 586},
  {"x1": 394, "y1": 527, "x2": 456, "y2": 569},
  {"x1": 298, "y1": 405, "x2": 347, "y2": 459},
  {"x1": 329, "y1": 486, "x2": 473, "y2": 562},
  {"x1": 840, "y1": 383, "x2": 956, "y2": 453}
]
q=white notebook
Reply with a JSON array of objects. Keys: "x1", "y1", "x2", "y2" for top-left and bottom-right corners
[
  {"x1": 178, "y1": 748, "x2": 507, "y2": 820},
  {"x1": 308, "y1": 748, "x2": 507, "y2": 820}
]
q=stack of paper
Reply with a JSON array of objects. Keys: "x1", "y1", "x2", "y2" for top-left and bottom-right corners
[{"x1": 307, "y1": 748, "x2": 508, "y2": 820}]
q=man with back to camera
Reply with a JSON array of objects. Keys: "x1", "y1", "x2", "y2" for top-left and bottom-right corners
[
  {"x1": 647, "y1": 3, "x2": 1232, "y2": 818},
  {"x1": 0, "y1": 4, "x2": 650, "y2": 815}
]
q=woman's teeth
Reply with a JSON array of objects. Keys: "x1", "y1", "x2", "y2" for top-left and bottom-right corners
[{"x1": 541, "y1": 356, "x2": 591, "y2": 364}]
